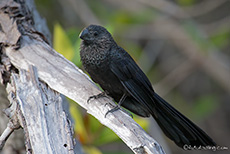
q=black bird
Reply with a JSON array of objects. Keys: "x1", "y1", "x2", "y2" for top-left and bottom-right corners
[{"x1": 79, "y1": 25, "x2": 216, "y2": 148}]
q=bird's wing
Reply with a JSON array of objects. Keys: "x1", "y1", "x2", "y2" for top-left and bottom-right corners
[{"x1": 110, "y1": 50, "x2": 156, "y2": 112}]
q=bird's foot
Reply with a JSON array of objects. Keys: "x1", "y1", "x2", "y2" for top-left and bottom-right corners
[
  {"x1": 87, "y1": 91, "x2": 110, "y2": 103},
  {"x1": 105, "y1": 104, "x2": 133, "y2": 118}
]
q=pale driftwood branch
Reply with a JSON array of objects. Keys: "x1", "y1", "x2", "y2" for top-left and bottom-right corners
[
  {"x1": 6, "y1": 66, "x2": 80, "y2": 154},
  {"x1": 0, "y1": 0, "x2": 83, "y2": 153},
  {"x1": 0, "y1": 0, "x2": 165, "y2": 154},
  {"x1": 1, "y1": 66, "x2": 81, "y2": 154}
]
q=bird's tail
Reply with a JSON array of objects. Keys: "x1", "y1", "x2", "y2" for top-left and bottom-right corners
[{"x1": 151, "y1": 93, "x2": 216, "y2": 148}]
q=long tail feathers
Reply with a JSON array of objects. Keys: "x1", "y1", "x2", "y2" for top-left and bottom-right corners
[{"x1": 151, "y1": 93, "x2": 216, "y2": 148}]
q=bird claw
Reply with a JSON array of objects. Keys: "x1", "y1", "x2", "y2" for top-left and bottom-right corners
[
  {"x1": 105, "y1": 105, "x2": 133, "y2": 118},
  {"x1": 88, "y1": 92, "x2": 133, "y2": 118},
  {"x1": 87, "y1": 91, "x2": 110, "y2": 103},
  {"x1": 104, "y1": 105, "x2": 119, "y2": 117}
]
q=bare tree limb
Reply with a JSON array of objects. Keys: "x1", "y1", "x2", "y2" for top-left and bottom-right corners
[
  {"x1": 6, "y1": 66, "x2": 80, "y2": 153},
  {"x1": 0, "y1": 0, "x2": 83, "y2": 153}
]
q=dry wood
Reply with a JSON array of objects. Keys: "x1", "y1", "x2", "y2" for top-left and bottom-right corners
[{"x1": 8, "y1": 66, "x2": 79, "y2": 153}]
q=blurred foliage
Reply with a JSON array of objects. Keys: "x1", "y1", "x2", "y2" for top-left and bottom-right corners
[
  {"x1": 176, "y1": 0, "x2": 197, "y2": 6},
  {"x1": 110, "y1": 10, "x2": 154, "y2": 25},
  {"x1": 53, "y1": 23, "x2": 75, "y2": 60},
  {"x1": 53, "y1": 23, "x2": 82, "y2": 66},
  {"x1": 183, "y1": 22, "x2": 230, "y2": 52},
  {"x1": 210, "y1": 28, "x2": 230, "y2": 48},
  {"x1": 192, "y1": 95, "x2": 218, "y2": 120}
]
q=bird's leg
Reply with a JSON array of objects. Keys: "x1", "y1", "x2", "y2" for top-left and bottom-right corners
[
  {"x1": 87, "y1": 91, "x2": 110, "y2": 103},
  {"x1": 105, "y1": 93, "x2": 133, "y2": 118}
]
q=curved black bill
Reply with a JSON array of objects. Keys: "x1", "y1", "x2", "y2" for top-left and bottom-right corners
[{"x1": 79, "y1": 28, "x2": 89, "y2": 40}]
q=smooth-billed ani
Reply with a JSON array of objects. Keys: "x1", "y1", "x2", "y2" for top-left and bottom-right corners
[{"x1": 79, "y1": 25, "x2": 216, "y2": 148}]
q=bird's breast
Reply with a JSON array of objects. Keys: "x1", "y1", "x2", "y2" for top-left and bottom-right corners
[{"x1": 81, "y1": 47, "x2": 109, "y2": 70}]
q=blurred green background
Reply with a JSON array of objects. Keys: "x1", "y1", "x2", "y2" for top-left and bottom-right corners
[{"x1": 35, "y1": 0, "x2": 230, "y2": 154}]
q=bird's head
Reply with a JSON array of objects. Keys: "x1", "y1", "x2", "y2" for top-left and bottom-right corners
[{"x1": 79, "y1": 25, "x2": 114, "y2": 46}]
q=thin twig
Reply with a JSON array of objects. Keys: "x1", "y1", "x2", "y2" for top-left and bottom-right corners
[{"x1": 0, "y1": 119, "x2": 20, "y2": 150}]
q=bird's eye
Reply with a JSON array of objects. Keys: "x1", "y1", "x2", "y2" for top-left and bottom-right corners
[{"x1": 94, "y1": 32, "x2": 98, "y2": 37}]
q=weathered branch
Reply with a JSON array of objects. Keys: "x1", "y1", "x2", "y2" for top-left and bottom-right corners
[
  {"x1": 0, "y1": 0, "x2": 82, "y2": 153},
  {"x1": 0, "y1": 0, "x2": 165, "y2": 153},
  {"x1": 7, "y1": 66, "x2": 80, "y2": 153}
]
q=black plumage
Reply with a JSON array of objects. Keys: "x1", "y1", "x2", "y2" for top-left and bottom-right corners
[{"x1": 79, "y1": 25, "x2": 216, "y2": 148}]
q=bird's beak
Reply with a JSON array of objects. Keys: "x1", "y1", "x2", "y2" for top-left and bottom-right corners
[{"x1": 79, "y1": 28, "x2": 89, "y2": 40}]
